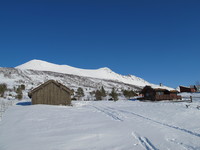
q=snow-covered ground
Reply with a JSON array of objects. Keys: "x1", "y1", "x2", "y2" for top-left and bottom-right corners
[{"x1": 1, "y1": 98, "x2": 200, "y2": 150}]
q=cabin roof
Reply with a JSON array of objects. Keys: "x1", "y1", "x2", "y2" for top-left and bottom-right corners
[
  {"x1": 141, "y1": 86, "x2": 178, "y2": 93},
  {"x1": 179, "y1": 85, "x2": 191, "y2": 89},
  {"x1": 30, "y1": 80, "x2": 72, "y2": 96},
  {"x1": 153, "y1": 88, "x2": 178, "y2": 92},
  {"x1": 154, "y1": 88, "x2": 168, "y2": 92}
]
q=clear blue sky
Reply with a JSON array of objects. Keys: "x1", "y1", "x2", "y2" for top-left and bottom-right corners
[{"x1": 0, "y1": 0, "x2": 200, "y2": 88}]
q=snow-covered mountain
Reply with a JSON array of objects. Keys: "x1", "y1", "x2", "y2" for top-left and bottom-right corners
[
  {"x1": 0, "y1": 67, "x2": 141, "y2": 100},
  {"x1": 0, "y1": 59, "x2": 174, "y2": 100},
  {"x1": 16, "y1": 59, "x2": 150, "y2": 87}
]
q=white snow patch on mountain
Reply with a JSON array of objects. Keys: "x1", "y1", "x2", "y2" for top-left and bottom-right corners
[{"x1": 16, "y1": 59, "x2": 173, "y2": 90}]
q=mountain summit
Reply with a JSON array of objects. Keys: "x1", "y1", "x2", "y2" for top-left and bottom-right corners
[{"x1": 16, "y1": 59, "x2": 150, "y2": 87}]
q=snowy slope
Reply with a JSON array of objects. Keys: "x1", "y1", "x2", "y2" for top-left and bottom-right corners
[
  {"x1": 0, "y1": 100, "x2": 200, "y2": 150},
  {"x1": 16, "y1": 59, "x2": 150, "y2": 87},
  {"x1": 0, "y1": 59, "x2": 174, "y2": 100},
  {"x1": 16, "y1": 59, "x2": 174, "y2": 91},
  {"x1": 0, "y1": 67, "x2": 143, "y2": 100}
]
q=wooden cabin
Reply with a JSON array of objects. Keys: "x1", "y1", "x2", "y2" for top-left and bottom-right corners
[
  {"x1": 28, "y1": 80, "x2": 72, "y2": 106},
  {"x1": 179, "y1": 86, "x2": 196, "y2": 93},
  {"x1": 139, "y1": 86, "x2": 181, "y2": 101}
]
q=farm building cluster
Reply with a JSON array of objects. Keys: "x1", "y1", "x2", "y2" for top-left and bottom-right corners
[{"x1": 28, "y1": 80, "x2": 199, "y2": 105}]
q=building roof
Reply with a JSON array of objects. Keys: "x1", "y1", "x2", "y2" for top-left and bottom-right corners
[
  {"x1": 141, "y1": 86, "x2": 178, "y2": 93},
  {"x1": 179, "y1": 85, "x2": 191, "y2": 89},
  {"x1": 154, "y1": 88, "x2": 168, "y2": 92},
  {"x1": 151, "y1": 84, "x2": 175, "y2": 91},
  {"x1": 29, "y1": 80, "x2": 72, "y2": 98}
]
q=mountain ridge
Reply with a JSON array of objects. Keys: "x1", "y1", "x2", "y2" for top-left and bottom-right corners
[
  {"x1": 16, "y1": 59, "x2": 151, "y2": 87},
  {"x1": 0, "y1": 67, "x2": 142, "y2": 100},
  {"x1": 0, "y1": 59, "x2": 175, "y2": 100}
]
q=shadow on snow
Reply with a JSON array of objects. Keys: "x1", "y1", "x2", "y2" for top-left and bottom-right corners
[{"x1": 16, "y1": 101, "x2": 32, "y2": 106}]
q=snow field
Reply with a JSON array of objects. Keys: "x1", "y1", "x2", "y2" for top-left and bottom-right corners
[{"x1": 1, "y1": 100, "x2": 200, "y2": 150}]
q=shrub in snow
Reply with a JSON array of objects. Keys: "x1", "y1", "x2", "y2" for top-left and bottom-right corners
[
  {"x1": 0, "y1": 84, "x2": 7, "y2": 97},
  {"x1": 123, "y1": 90, "x2": 137, "y2": 99},
  {"x1": 75, "y1": 87, "x2": 85, "y2": 100},
  {"x1": 95, "y1": 90, "x2": 102, "y2": 100},
  {"x1": 20, "y1": 84, "x2": 25, "y2": 90},
  {"x1": 15, "y1": 85, "x2": 23, "y2": 100},
  {"x1": 100, "y1": 86, "x2": 107, "y2": 97},
  {"x1": 109, "y1": 88, "x2": 118, "y2": 101}
]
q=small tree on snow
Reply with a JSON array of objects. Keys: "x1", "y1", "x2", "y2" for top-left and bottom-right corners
[
  {"x1": 109, "y1": 88, "x2": 118, "y2": 101},
  {"x1": 75, "y1": 87, "x2": 85, "y2": 100},
  {"x1": 100, "y1": 86, "x2": 106, "y2": 98},
  {"x1": 0, "y1": 84, "x2": 7, "y2": 97},
  {"x1": 15, "y1": 85, "x2": 23, "y2": 100},
  {"x1": 95, "y1": 90, "x2": 102, "y2": 100},
  {"x1": 123, "y1": 90, "x2": 137, "y2": 99}
]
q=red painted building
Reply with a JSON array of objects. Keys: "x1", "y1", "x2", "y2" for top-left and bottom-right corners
[{"x1": 179, "y1": 86, "x2": 197, "y2": 93}]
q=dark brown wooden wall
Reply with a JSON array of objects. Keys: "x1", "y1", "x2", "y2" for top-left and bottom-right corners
[
  {"x1": 32, "y1": 82, "x2": 71, "y2": 105},
  {"x1": 180, "y1": 86, "x2": 196, "y2": 93}
]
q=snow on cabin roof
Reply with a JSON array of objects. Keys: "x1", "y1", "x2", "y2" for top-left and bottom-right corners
[
  {"x1": 150, "y1": 84, "x2": 175, "y2": 91},
  {"x1": 179, "y1": 85, "x2": 196, "y2": 89},
  {"x1": 143, "y1": 85, "x2": 177, "y2": 92},
  {"x1": 179, "y1": 85, "x2": 190, "y2": 88}
]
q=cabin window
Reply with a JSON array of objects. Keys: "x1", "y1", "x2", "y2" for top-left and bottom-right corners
[
  {"x1": 157, "y1": 92, "x2": 164, "y2": 95},
  {"x1": 145, "y1": 93, "x2": 149, "y2": 97}
]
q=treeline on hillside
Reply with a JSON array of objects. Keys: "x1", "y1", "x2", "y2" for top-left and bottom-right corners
[
  {"x1": 0, "y1": 83, "x2": 25, "y2": 100},
  {"x1": 1, "y1": 83, "x2": 137, "y2": 101},
  {"x1": 72, "y1": 86, "x2": 138, "y2": 101}
]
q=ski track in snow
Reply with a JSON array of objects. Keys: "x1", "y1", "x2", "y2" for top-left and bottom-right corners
[
  {"x1": 89, "y1": 105, "x2": 123, "y2": 122},
  {"x1": 2, "y1": 101, "x2": 200, "y2": 150},
  {"x1": 90, "y1": 104, "x2": 200, "y2": 149},
  {"x1": 132, "y1": 132, "x2": 159, "y2": 150},
  {"x1": 167, "y1": 138, "x2": 200, "y2": 150},
  {"x1": 105, "y1": 106, "x2": 200, "y2": 139}
]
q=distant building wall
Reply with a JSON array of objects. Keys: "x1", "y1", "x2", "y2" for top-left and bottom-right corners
[{"x1": 180, "y1": 86, "x2": 196, "y2": 93}]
